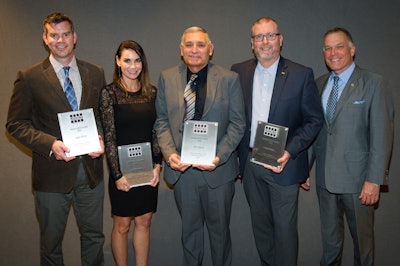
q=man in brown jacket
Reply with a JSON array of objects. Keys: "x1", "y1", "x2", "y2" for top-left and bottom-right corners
[{"x1": 6, "y1": 12, "x2": 106, "y2": 265}]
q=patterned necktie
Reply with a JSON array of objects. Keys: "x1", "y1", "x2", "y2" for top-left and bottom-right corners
[
  {"x1": 63, "y1": 66, "x2": 78, "y2": 111},
  {"x1": 183, "y1": 74, "x2": 198, "y2": 121},
  {"x1": 326, "y1": 76, "x2": 339, "y2": 124}
]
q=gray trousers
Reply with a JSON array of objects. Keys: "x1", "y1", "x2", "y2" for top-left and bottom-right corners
[
  {"x1": 317, "y1": 186, "x2": 375, "y2": 266},
  {"x1": 34, "y1": 162, "x2": 105, "y2": 266},
  {"x1": 173, "y1": 168, "x2": 235, "y2": 266}
]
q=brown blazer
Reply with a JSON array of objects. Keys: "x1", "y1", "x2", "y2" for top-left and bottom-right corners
[{"x1": 6, "y1": 58, "x2": 106, "y2": 193}]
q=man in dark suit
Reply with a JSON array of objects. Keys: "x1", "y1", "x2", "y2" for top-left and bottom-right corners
[
  {"x1": 154, "y1": 26, "x2": 245, "y2": 265},
  {"x1": 306, "y1": 27, "x2": 393, "y2": 266},
  {"x1": 231, "y1": 17, "x2": 323, "y2": 265},
  {"x1": 6, "y1": 12, "x2": 106, "y2": 265}
]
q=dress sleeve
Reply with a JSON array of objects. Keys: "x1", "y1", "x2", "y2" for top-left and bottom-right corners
[
  {"x1": 99, "y1": 85, "x2": 123, "y2": 180},
  {"x1": 150, "y1": 86, "x2": 163, "y2": 165},
  {"x1": 152, "y1": 128, "x2": 163, "y2": 165}
]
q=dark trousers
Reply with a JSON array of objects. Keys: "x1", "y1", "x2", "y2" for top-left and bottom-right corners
[
  {"x1": 243, "y1": 157, "x2": 299, "y2": 266},
  {"x1": 34, "y1": 162, "x2": 105, "y2": 266}
]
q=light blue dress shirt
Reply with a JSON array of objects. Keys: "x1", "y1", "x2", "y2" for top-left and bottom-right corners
[
  {"x1": 322, "y1": 62, "x2": 356, "y2": 113},
  {"x1": 250, "y1": 58, "x2": 279, "y2": 147},
  {"x1": 50, "y1": 55, "x2": 83, "y2": 108}
]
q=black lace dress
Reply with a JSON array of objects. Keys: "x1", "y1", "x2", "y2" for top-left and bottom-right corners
[{"x1": 99, "y1": 82, "x2": 161, "y2": 217}]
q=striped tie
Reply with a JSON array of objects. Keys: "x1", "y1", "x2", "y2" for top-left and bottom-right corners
[
  {"x1": 183, "y1": 74, "x2": 198, "y2": 121},
  {"x1": 63, "y1": 66, "x2": 78, "y2": 111},
  {"x1": 326, "y1": 76, "x2": 339, "y2": 124}
]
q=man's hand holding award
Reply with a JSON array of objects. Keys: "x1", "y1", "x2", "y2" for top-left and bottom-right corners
[
  {"x1": 57, "y1": 108, "x2": 102, "y2": 158},
  {"x1": 251, "y1": 121, "x2": 289, "y2": 172},
  {"x1": 181, "y1": 120, "x2": 218, "y2": 170}
]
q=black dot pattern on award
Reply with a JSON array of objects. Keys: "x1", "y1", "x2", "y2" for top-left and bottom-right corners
[
  {"x1": 192, "y1": 123, "x2": 208, "y2": 135},
  {"x1": 263, "y1": 125, "x2": 279, "y2": 138},
  {"x1": 127, "y1": 146, "x2": 142, "y2": 158},
  {"x1": 69, "y1": 113, "x2": 84, "y2": 124}
]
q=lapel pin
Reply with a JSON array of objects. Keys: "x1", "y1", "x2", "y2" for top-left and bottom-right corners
[{"x1": 281, "y1": 71, "x2": 286, "y2": 75}]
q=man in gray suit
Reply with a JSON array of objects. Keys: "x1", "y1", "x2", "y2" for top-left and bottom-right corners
[
  {"x1": 154, "y1": 26, "x2": 245, "y2": 265},
  {"x1": 6, "y1": 12, "x2": 106, "y2": 265},
  {"x1": 307, "y1": 27, "x2": 393, "y2": 265}
]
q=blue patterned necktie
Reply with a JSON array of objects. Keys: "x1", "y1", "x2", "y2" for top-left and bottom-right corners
[
  {"x1": 183, "y1": 74, "x2": 198, "y2": 121},
  {"x1": 326, "y1": 76, "x2": 339, "y2": 124},
  {"x1": 63, "y1": 66, "x2": 78, "y2": 111}
]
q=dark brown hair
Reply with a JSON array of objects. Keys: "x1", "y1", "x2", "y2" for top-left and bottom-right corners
[
  {"x1": 113, "y1": 40, "x2": 154, "y2": 99},
  {"x1": 43, "y1": 12, "x2": 74, "y2": 35}
]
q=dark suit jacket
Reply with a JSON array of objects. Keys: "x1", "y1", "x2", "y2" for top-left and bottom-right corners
[
  {"x1": 231, "y1": 57, "x2": 323, "y2": 186},
  {"x1": 6, "y1": 58, "x2": 106, "y2": 193},
  {"x1": 312, "y1": 66, "x2": 393, "y2": 193},
  {"x1": 154, "y1": 63, "x2": 246, "y2": 188}
]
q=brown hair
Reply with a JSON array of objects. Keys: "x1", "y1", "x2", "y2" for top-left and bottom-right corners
[
  {"x1": 43, "y1": 12, "x2": 74, "y2": 35},
  {"x1": 113, "y1": 40, "x2": 154, "y2": 99}
]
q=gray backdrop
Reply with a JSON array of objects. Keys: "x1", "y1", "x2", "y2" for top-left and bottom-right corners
[{"x1": 1, "y1": 0, "x2": 399, "y2": 265}]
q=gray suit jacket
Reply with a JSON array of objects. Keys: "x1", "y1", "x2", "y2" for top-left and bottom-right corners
[
  {"x1": 312, "y1": 66, "x2": 393, "y2": 193},
  {"x1": 154, "y1": 63, "x2": 246, "y2": 188},
  {"x1": 6, "y1": 58, "x2": 106, "y2": 193}
]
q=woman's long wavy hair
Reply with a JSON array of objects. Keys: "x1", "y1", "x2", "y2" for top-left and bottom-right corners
[{"x1": 113, "y1": 40, "x2": 154, "y2": 99}]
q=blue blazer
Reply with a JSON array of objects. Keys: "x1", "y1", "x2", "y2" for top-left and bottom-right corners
[{"x1": 231, "y1": 57, "x2": 323, "y2": 186}]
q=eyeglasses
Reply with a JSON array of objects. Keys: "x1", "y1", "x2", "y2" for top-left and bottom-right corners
[{"x1": 251, "y1": 33, "x2": 281, "y2": 42}]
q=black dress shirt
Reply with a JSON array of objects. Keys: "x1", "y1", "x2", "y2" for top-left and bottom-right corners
[{"x1": 187, "y1": 65, "x2": 208, "y2": 120}]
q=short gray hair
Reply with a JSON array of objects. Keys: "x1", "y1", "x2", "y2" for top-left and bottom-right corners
[{"x1": 180, "y1": 26, "x2": 212, "y2": 45}]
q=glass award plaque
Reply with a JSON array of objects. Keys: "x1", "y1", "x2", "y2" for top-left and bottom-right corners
[
  {"x1": 118, "y1": 142, "x2": 153, "y2": 187},
  {"x1": 250, "y1": 121, "x2": 288, "y2": 169},
  {"x1": 181, "y1": 121, "x2": 218, "y2": 166},
  {"x1": 57, "y1": 108, "x2": 102, "y2": 157}
]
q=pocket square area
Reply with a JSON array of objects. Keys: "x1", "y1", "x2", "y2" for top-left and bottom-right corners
[{"x1": 353, "y1": 100, "x2": 365, "y2": 104}]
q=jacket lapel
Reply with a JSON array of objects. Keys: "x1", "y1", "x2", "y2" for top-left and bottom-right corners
[
  {"x1": 245, "y1": 60, "x2": 256, "y2": 123},
  {"x1": 318, "y1": 66, "x2": 361, "y2": 128},
  {"x1": 330, "y1": 66, "x2": 360, "y2": 126},
  {"x1": 42, "y1": 58, "x2": 72, "y2": 111},
  {"x1": 269, "y1": 57, "x2": 288, "y2": 119},
  {"x1": 319, "y1": 76, "x2": 330, "y2": 126},
  {"x1": 78, "y1": 60, "x2": 88, "y2": 110},
  {"x1": 203, "y1": 63, "x2": 217, "y2": 118},
  {"x1": 178, "y1": 64, "x2": 187, "y2": 122}
]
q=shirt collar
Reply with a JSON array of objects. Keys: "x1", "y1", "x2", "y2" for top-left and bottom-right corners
[
  {"x1": 187, "y1": 64, "x2": 208, "y2": 81},
  {"x1": 49, "y1": 54, "x2": 78, "y2": 74},
  {"x1": 256, "y1": 56, "x2": 280, "y2": 76},
  {"x1": 330, "y1": 62, "x2": 355, "y2": 84}
]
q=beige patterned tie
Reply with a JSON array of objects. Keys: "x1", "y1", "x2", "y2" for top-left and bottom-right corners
[{"x1": 183, "y1": 74, "x2": 198, "y2": 121}]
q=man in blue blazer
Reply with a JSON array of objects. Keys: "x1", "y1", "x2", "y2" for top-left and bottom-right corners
[
  {"x1": 6, "y1": 12, "x2": 106, "y2": 265},
  {"x1": 307, "y1": 27, "x2": 393, "y2": 266},
  {"x1": 155, "y1": 26, "x2": 245, "y2": 265},
  {"x1": 231, "y1": 17, "x2": 323, "y2": 265}
]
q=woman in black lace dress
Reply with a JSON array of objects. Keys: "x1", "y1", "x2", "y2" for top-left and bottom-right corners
[{"x1": 99, "y1": 40, "x2": 162, "y2": 266}]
